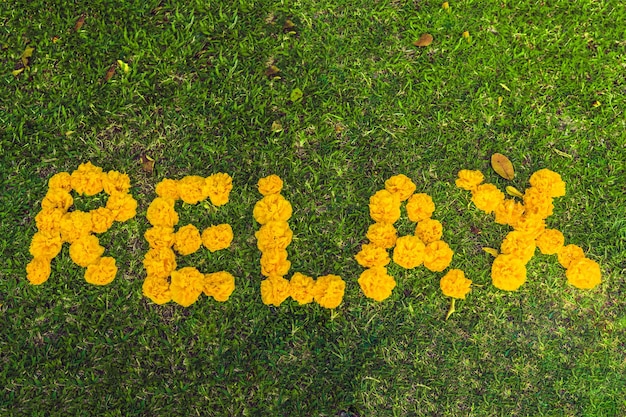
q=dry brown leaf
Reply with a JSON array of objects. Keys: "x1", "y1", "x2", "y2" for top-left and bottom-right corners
[
  {"x1": 413, "y1": 33, "x2": 433, "y2": 47},
  {"x1": 491, "y1": 153, "x2": 515, "y2": 180},
  {"x1": 140, "y1": 154, "x2": 155, "y2": 173},
  {"x1": 104, "y1": 63, "x2": 116, "y2": 82},
  {"x1": 74, "y1": 14, "x2": 86, "y2": 31}
]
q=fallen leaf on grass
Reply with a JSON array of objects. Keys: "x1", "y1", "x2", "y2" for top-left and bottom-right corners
[
  {"x1": 12, "y1": 46, "x2": 35, "y2": 76},
  {"x1": 505, "y1": 186, "x2": 524, "y2": 198},
  {"x1": 445, "y1": 298, "x2": 456, "y2": 320},
  {"x1": 117, "y1": 59, "x2": 130, "y2": 74},
  {"x1": 491, "y1": 153, "x2": 515, "y2": 180},
  {"x1": 483, "y1": 247, "x2": 499, "y2": 257},
  {"x1": 103, "y1": 63, "x2": 116, "y2": 82},
  {"x1": 271, "y1": 120, "x2": 283, "y2": 133},
  {"x1": 290, "y1": 88, "x2": 303, "y2": 102},
  {"x1": 413, "y1": 33, "x2": 433, "y2": 47},
  {"x1": 140, "y1": 154, "x2": 155, "y2": 173},
  {"x1": 74, "y1": 14, "x2": 86, "y2": 31},
  {"x1": 265, "y1": 65, "x2": 280, "y2": 78},
  {"x1": 283, "y1": 19, "x2": 296, "y2": 34}
]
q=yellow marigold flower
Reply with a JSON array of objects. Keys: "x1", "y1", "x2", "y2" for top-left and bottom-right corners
[
  {"x1": 494, "y1": 199, "x2": 525, "y2": 226},
  {"x1": 260, "y1": 249, "x2": 291, "y2": 277},
  {"x1": 358, "y1": 267, "x2": 396, "y2": 301},
  {"x1": 355, "y1": 243, "x2": 390, "y2": 268},
  {"x1": 102, "y1": 171, "x2": 131, "y2": 195},
  {"x1": 59, "y1": 211, "x2": 92, "y2": 243},
  {"x1": 173, "y1": 224, "x2": 202, "y2": 255},
  {"x1": 202, "y1": 224, "x2": 234, "y2": 252},
  {"x1": 170, "y1": 267, "x2": 205, "y2": 307},
  {"x1": 84, "y1": 256, "x2": 117, "y2": 285},
  {"x1": 385, "y1": 174, "x2": 416, "y2": 201},
  {"x1": 471, "y1": 183, "x2": 504, "y2": 214},
  {"x1": 523, "y1": 187, "x2": 554, "y2": 219},
  {"x1": 491, "y1": 254, "x2": 527, "y2": 291},
  {"x1": 146, "y1": 197, "x2": 179, "y2": 227},
  {"x1": 500, "y1": 231, "x2": 536, "y2": 264},
  {"x1": 142, "y1": 274, "x2": 172, "y2": 305},
  {"x1": 26, "y1": 257, "x2": 52, "y2": 285},
  {"x1": 35, "y1": 209, "x2": 64, "y2": 233},
  {"x1": 90, "y1": 207, "x2": 115, "y2": 234},
  {"x1": 566, "y1": 258, "x2": 601, "y2": 289},
  {"x1": 415, "y1": 218, "x2": 443, "y2": 244},
  {"x1": 106, "y1": 192, "x2": 137, "y2": 222},
  {"x1": 178, "y1": 175, "x2": 208, "y2": 205},
  {"x1": 29, "y1": 231, "x2": 63, "y2": 260},
  {"x1": 205, "y1": 173, "x2": 233, "y2": 206},
  {"x1": 143, "y1": 247, "x2": 177, "y2": 278},
  {"x1": 557, "y1": 244, "x2": 585, "y2": 269},
  {"x1": 70, "y1": 162, "x2": 104, "y2": 196},
  {"x1": 261, "y1": 275, "x2": 291, "y2": 306},
  {"x1": 143, "y1": 229, "x2": 174, "y2": 252},
  {"x1": 529, "y1": 169, "x2": 566, "y2": 198},
  {"x1": 155, "y1": 179, "x2": 180, "y2": 200},
  {"x1": 513, "y1": 214, "x2": 546, "y2": 239},
  {"x1": 69, "y1": 235, "x2": 104, "y2": 267},
  {"x1": 253, "y1": 194, "x2": 293, "y2": 225},
  {"x1": 440, "y1": 269, "x2": 472, "y2": 299},
  {"x1": 455, "y1": 170, "x2": 484, "y2": 191},
  {"x1": 369, "y1": 190, "x2": 401, "y2": 224},
  {"x1": 41, "y1": 188, "x2": 73, "y2": 212},
  {"x1": 258, "y1": 175, "x2": 283, "y2": 196},
  {"x1": 204, "y1": 271, "x2": 236, "y2": 301},
  {"x1": 289, "y1": 272, "x2": 316, "y2": 305},
  {"x1": 393, "y1": 235, "x2": 425, "y2": 269},
  {"x1": 255, "y1": 221, "x2": 292, "y2": 252},
  {"x1": 406, "y1": 193, "x2": 436, "y2": 222},
  {"x1": 366, "y1": 223, "x2": 397, "y2": 249},
  {"x1": 536, "y1": 229, "x2": 565, "y2": 255},
  {"x1": 423, "y1": 240, "x2": 454, "y2": 272},
  {"x1": 48, "y1": 172, "x2": 72, "y2": 192},
  {"x1": 314, "y1": 274, "x2": 345, "y2": 309}
]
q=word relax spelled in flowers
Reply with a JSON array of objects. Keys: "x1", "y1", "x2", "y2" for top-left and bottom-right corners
[{"x1": 27, "y1": 162, "x2": 602, "y2": 309}]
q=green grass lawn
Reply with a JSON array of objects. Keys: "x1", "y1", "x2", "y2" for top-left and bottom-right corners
[{"x1": 1, "y1": 0, "x2": 625, "y2": 415}]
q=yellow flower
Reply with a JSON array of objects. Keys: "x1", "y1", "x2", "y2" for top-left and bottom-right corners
[
  {"x1": 48, "y1": 172, "x2": 72, "y2": 192},
  {"x1": 440, "y1": 269, "x2": 472, "y2": 299},
  {"x1": 70, "y1": 162, "x2": 104, "y2": 196},
  {"x1": 415, "y1": 218, "x2": 443, "y2": 244},
  {"x1": 90, "y1": 207, "x2": 115, "y2": 234},
  {"x1": 314, "y1": 274, "x2": 345, "y2": 309},
  {"x1": 34, "y1": 209, "x2": 64, "y2": 233},
  {"x1": 173, "y1": 224, "x2": 202, "y2": 255},
  {"x1": 178, "y1": 175, "x2": 208, "y2": 204},
  {"x1": 170, "y1": 267, "x2": 205, "y2": 307},
  {"x1": 355, "y1": 243, "x2": 390, "y2": 268},
  {"x1": 406, "y1": 193, "x2": 436, "y2": 222},
  {"x1": 26, "y1": 257, "x2": 52, "y2": 285},
  {"x1": 41, "y1": 188, "x2": 73, "y2": 211},
  {"x1": 258, "y1": 175, "x2": 283, "y2": 196},
  {"x1": 366, "y1": 223, "x2": 397, "y2": 249},
  {"x1": 29, "y1": 231, "x2": 63, "y2": 260},
  {"x1": 102, "y1": 171, "x2": 131, "y2": 195},
  {"x1": 393, "y1": 235, "x2": 426, "y2": 269},
  {"x1": 255, "y1": 221, "x2": 293, "y2": 251},
  {"x1": 143, "y1": 248, "x2": 177, "y2": 278},
  {"x1": 557, "y1": 244, "x2": 585, "y2": 269},
  {"x1": 494, "y1": 199, "x2": 525, "y2": 226},
  {"x1": 369, "y1": 190, "x2": 401, "y2": 224},
  {"x1": 105, "y1": 192, "x2": 137, "y2": 222},
  {"x1": 146, "y1": 197, "x2": 179, "y2": 227},
  {"x1": 536, "y1": 229, "x2": 565, "y2": 255},
  {"x1": 69, "y1": 235, "x2": 104, "y2": 267},
  {"x1": 289, "y1": 272, "x2": 316, "y2": 305},
  {"x1": 491, "y1": 254, "x2": 527, "y2": 291},
  {"x1": 144, "y1": 227, "x2": 176, "y2": 249},
  {"x1": 500, "y1": 231, "x2": 536, "y2": 264},
  {"x1": 385, "y1": 174, "x2": 416, "y2": 201},
  {"x1": 261, "y1": 275, "x2": 291, "y2": 306},
  {"x1": 455, "y1": 170, "x2": 484, "y2": 191},
  {"x1": 59, "y1": 211, "x2": 92, "y2": 243},
  {"x1": 253, "y1": 194, "x2": 293, "y2": 225},
  {"x1": 523, "y1": 187, "x2": 554, "y2": 219},
  {"x1": 260, "y1": 249, "x2": 291, "y2": 277},
  {"x1": 142, "y1": 274, "x2": 172, "y2": 305},
  {"x1": 566, "y1": 258, "x2": 601, "y2": 289},
  {"x1": 471, "y1": 184, "x2": 504, "y2": 214},
  {"x1": 513, "y1": 214, "x2": 546, "y2": 239},
  {"x1": 529, "y1": 169, "x2": 566, "y2": 198},
  {"x1": 205, "y1": 173, "x2": 233, "y2": 206},
  {"x1": 358, "y1": 267, "x2": 396, "y2": 301},
  {"x1": 202, "y1": 224, "x2": 234, "y2": 252},
  {"x1": 155, "y1": 179, "x2": 180, "y2": 200},
  {"x1": 423, "y1": 240, "x2": 454, "y2": 272},
  {"x1": 204, "y1": 271, "x2": 236, "y2": 301},
  {"x1": 84, "y1": 256, "x2": 117, "y2": 285}
]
